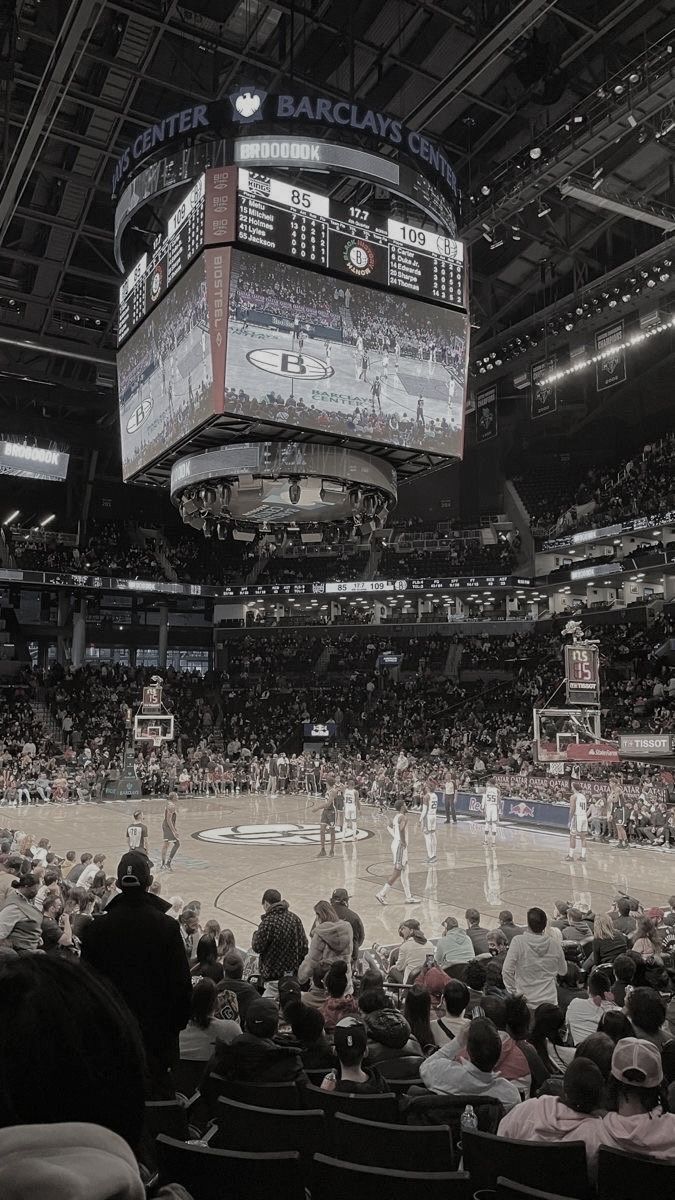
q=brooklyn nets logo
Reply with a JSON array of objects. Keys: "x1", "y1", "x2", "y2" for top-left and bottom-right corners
[{"x1": 193, "y1": 823, "x2": 373, "y2": 847}]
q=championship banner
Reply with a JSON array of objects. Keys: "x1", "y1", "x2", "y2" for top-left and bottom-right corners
[
  {"x1": 595, "y1": 319, "x2": 626, "y2": 391},
  {"x1": 476, "y1": 386, "x2": 498, "y2": 442},
  {"x1": 564, "y1": 644, "x2": 600, "y2": 706},
  {"x1": 531, "y1": 357, "x2": 557, "y2": 419}
]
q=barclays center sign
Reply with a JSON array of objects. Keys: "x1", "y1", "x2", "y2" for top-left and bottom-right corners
[{"x1": 111, "y1": 85, "x2": 459, "y2": 206}]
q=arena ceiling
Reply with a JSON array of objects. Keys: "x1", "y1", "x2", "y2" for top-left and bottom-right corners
[{"x1": 0, "y1": 0, "x2": 673, "y2": 484}]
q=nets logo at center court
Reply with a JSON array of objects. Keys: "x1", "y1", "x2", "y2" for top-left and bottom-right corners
[
  {"x1": 247, "y1": 349, "x2": 334, "y2": 380},
  {"x1": 193, "y1": 823, "x2": 373, "y2": 847}
]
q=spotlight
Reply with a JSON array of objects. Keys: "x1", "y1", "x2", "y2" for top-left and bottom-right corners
[
  {"x1": 621, "y1": 291, "x2": 631, "y2": 303},
  {"x1": 480, "y1": 184, "x2": 491, "y2": 196},
  {"x1": 659, "y1": 270, "x2": 670, "y2": 281},
  {"x1": 564, "y1": 317, "x2": 574, "y2": 331},
  {"x1": 647, "y1": 276, "x2": 657, "y2": 287},
  {"x1": 530, "y1": 146, "x2": 542, "y2": 160},
  {"x1": 511, "y1": 227, "x2": 522, "y2": 240},
  {"x1": 575, "y1": 304, "x2": 584, "y2": 316},
  {"x1": 628, "y1": 71, "x2": 640, "y2": 84},
  {"x1": 482, "y1": 230, "x2": 493, "y2": 243},
  {"x1": 614, "y1": 83, "x2": 625, "y2": 95},
  {"x1": 608, "y1": 296, "x2": 617, "y2": 307},
  {"x1": 537, "y1": 202, "x2": 551, "y2": 218},
  {"x1": 489, "y1": 239, "x2": 504, "y2": 249}
]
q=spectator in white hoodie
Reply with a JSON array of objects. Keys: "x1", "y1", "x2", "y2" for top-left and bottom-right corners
[{"x1": 503, "y1": 907, "x2": 567, "y2": 1009}]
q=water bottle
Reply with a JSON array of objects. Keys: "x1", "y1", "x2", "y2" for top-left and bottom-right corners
[{"x1": 460, "y1": 1104, "x2": 478, "y2": 1134}]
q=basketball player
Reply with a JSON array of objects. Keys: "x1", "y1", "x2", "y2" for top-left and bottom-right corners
[
  {"x1": 376, "y1": 799, "x2": 420, "y2": 905},
  {"x1": 381, "y1": 351, "x2": 389, "y2": 381},
  {"x1": 419, "y1": 784, "x2": 438, "y2": 863},
  {"x1": 160, "y1": 795, "x2": 180, "y2": 871},
  {"x1": 565, "y1": 782, "x2": 589, "y2": 862},
  {"x1": 126, "y1": 809, "x2": 148, "y2": 855},
  {"x1": 482, "y1": 781, "x2": 500, "y2": 846},
  {"x1": 315, "y1": 791, "x2": 337, "y2": 858},
  {"x1": 343, "y1": 779, "x2": 360, "y2": 841},
  {"x1": 371, "y1": 375, "x2": 382, "y2": 414}
]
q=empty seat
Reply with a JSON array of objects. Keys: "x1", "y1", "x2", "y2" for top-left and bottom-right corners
[
  {"x1": 497, "y1": 1179, "x2": 580, "y2": 1200},
  {"x1": 597, "y1": 1145, "x2": 675, "y2": 1200},
  {"x1": 312, "y1": 1153, "x2": 471, "y2": 1200},
  {"x1": 333, "y1": 1112, "x2": 453, "y2": 1171},
  {"x1": 462, "y1": 1130, "x2": 591, "y2": 1200},
  {"x1": 143, "y1": 1098, "x2": 189, "y2": 1141},
  {"x1": 303, "y1": 1081, "x2": 399, "y2": 1123},
  {"x1": 156, "y1": 1136, "x2": 304, "y2": 1200},
  {"x1": 172, "y1": 1059, "x2": 206, "y2": 1098},
  {"x1": 213, "y1": 1095, "x2": 326, "y2": 1166},
  {"x1": 215, "y1": 1078, "x2": 301, "y2": 1109}
]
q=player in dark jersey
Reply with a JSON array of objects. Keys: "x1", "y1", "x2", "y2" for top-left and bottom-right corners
[
  {"x1": 314, "y1": 791, "x2": 337, "y2": 858},
  {"x1": 160, "y1": 793, "x2": 180, "y2": 871}
]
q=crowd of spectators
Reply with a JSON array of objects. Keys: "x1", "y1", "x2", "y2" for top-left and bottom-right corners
[
  {"x1": 11, "y1": 521, "x2": 165, "y2": 581},
  {"x1": 521, "y1": 432, "x2": 675, "y2": 539},
  {"x1": 1, "y1": 824, "x2": 675, "y2": 1190}
]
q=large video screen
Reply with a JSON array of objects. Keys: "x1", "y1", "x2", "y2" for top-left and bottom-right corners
[
  {"x1": 224, "y1": 249, "x2": 468, "y2": 458},
  {"x1": 117, "y1": 255, "x2": 213, "y2": 480}
]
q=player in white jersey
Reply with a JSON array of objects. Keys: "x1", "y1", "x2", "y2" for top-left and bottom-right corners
[
  {"x1": 565, "y1": 783, "x2": 589, "y2": 861},
  {"x1": 419, "y1": 786, "x2": 438, "y2": 863},
  {"x1": 376, "y1": 799, "x2": 420, "y2": 905},
  {"x1": 343, "y1": 781, "x2": 360, "y2": 840},
  {"x1": 482, "y1": 783, "x2": 500, "y2": 845}
]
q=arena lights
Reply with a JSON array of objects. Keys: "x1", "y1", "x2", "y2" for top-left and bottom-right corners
[
  {"x1": 2, "y1": 510, "x2": 19, "y2": 525},
  {"x1": 541, "y1": 314, "x2": 675, "y2": 385}
]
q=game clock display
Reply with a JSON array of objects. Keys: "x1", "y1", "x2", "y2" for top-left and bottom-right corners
[{"x1": 236, "y1": 169, "x2": 466, "y2": 310}]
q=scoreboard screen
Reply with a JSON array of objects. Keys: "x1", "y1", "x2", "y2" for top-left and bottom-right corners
[
  {"x1": 118, "y1": 167, "x2": 466, "y2": 347},
  {"x1": 118, "y1": 174, "x2": 206, "y2": 346},
  {"x1": 236, "y1": 170, "x2": 465, "y2": 309}
]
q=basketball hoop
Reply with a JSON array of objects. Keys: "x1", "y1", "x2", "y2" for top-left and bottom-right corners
[
  {"x1": 133, "y1": 713, "x2": 174, "y2": 748},
  {"x1": 137, "y1": 725, "x2": 163, "y2": 750}
]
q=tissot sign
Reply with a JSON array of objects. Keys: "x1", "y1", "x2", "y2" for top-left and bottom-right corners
[{"x1": 111, "y1": 87, "x2": 459, "y2": 208}]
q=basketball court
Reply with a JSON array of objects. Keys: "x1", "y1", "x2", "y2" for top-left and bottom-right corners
[{"x1": 23, "y1": 791, "x2": 674, "y2": 946}]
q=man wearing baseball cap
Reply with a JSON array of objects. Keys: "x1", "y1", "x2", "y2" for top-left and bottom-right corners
[
  {"x1": 571, "y1": 1037, "x2": 675, "y2": 1175},
  {"x1": 330, "y1": 888, "x2": 364, "y2": 964},
  {"x1": 320, "y1": 1017, "x2": 389, "y2": 1095},
  {"x1": 81, "y1": 851, "x2": 191, "y2": 1087}
]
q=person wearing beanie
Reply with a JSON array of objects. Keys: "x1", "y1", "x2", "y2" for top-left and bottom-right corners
[
  {"x1": 80, "y1": 852, "x2": 191, "y2": 1085},
  {"x1": 571, "y1": 1037, "x2": 675, "y2": 1175},
  {"x1": 364, "y1": 1007, "x2": 424, "y2": 1079},
  {"x1": 211, "y1": 997, "x2": 306, "y2": 1085}
]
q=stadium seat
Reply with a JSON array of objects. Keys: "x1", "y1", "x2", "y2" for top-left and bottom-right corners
[
  {"x1": 333, "y1": 1111, "x2": 454, "y2": 1171},
  {"x1": 156, "y1": 1136, "x2": 304, "y2": 1200},
  {"x1": 303, "y1": 1081, "x2": 399, "y2": 1122},
  {"x1": 381, "y1": 1078, "x2": 414, "y2": 1095},
  {"x1": 462, "y1": 1130, "x2": 591, "y2": 1199},
  {"x1": 213, "y1": 1078, "x2": 302, "y2": 1109},
  {"x1": 172, "y1": 1058, "x2": 206, "y2": 1098},
  {"x1": 143, "y1": 1097, "x2": 190, "y2": 1141},
  {"x1": 597, "y1": 1145, "x2": 674, "y2": 1200},
  {"x1": 401, "y1": 1089, "x2": 505, "y2": 1149},
  {"x1": 311, "y1": 1153, "x2": 471, "y2": 1200},
  {"x1": 212, "y1": 1095, "x2": 326, "y2": 1168},
  {"x1": 496, "y1": 1179, "x2": 580, "y2": 1200}
]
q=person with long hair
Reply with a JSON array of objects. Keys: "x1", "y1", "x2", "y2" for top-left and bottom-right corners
[
  {"x1": 216, "y1": 928, "x2": 236, "y2": 959},
  {"x1": 321, "y1": 960, "x2": 359, "y2": 1031},
  {"x1": 403, "y1": 984, "x2": 436, "y2": 1054},
  {"x1": 298, "y1": 900, "x2": 353, "y2": 989},
  {"x1": 530, "y1": 1003, "x2": 575, "y2": 1075},
  {"x1": 632, "y1": 917, "x2": 662, "y2": 962},
  {"x1": 591, "y1": 913, "x2": 627, "y2": 967},
  {"x1": 191, "y1": 934, "x2": 224, "y2": 983},
  {"x1": 179, "y1": 978, "x2": 241, "y2": 1060}
]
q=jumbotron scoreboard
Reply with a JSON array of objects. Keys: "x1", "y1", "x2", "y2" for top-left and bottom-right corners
[
  {"x1": 236, "y1": 170, "x2": 465, "y2": 308},
  {"x1": 118, "y1": 166, "x2": 466, "y2": 347}
]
